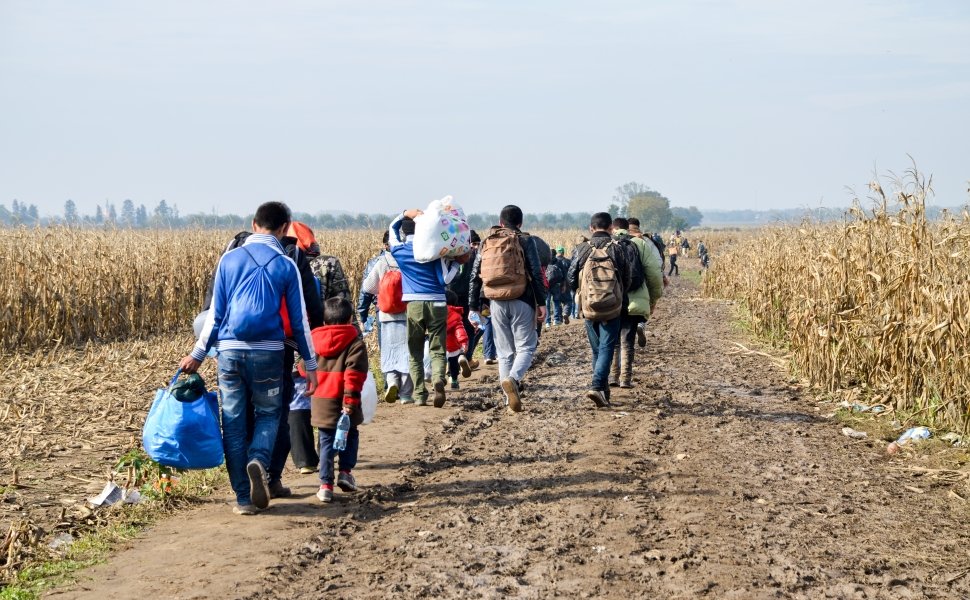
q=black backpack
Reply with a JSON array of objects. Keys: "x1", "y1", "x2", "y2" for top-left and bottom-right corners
[
  {"x1": 545, "y1": 262, "x2": 563, "y2": 286},
  {"x1": 616, "y1": 236, "x2": 644, "y2": 292}
]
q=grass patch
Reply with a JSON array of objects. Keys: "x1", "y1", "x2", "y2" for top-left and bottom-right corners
[{"x1": 0, "y1": 466, "x2": 226, "y2": 599}]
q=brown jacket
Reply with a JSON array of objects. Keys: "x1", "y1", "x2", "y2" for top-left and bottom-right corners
[{"x1": 308, "y1": 324, "x2": 368, "y2": 429}]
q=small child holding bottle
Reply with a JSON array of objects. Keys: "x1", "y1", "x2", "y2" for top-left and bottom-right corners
[{"x1": 309, "y1": 297, "x2": 369, "y2": 502}]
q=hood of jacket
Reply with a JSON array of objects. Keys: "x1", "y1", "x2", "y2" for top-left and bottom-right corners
[{"x1": 311, "y1": 324, "x2": 359, "y2": 358}]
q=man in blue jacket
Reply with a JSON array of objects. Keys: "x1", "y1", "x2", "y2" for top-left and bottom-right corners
[
  {"x1": 389, "y1": 209, "x2": 459, "y2": 408},
  {"x1": 180, "y1": 202, "x2": 318, "y2": 516}
]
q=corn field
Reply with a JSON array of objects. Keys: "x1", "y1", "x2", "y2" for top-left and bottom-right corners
[
  {"x1": 704, "y1": 170, "x2": 970, "y2": 433},
  {"x1": 0, "y1": 226, "x2": 583, "y2": 353}
]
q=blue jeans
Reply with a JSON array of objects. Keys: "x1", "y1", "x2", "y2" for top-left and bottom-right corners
[
  {"x1": 585, "y1": 317, "x2": 621, "y2": 396},
  {"x1": 268, "y1": 348, "x2": 295, "y2": 484},
  {"x1": 318, "y1": 426, "x2": 360, "y2": 486},
  {"x1": 218, "y1": 349, "x2": 284, "y2": 505},
  {"x1": 481, "y1": 315, "x2": 496, "y2": 360},
  {"x1": 544, "y1": 286, "x2": 565, "y2": 324}
]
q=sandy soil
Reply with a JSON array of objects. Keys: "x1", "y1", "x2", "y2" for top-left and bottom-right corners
[{"x1": 50, "y1": 276, "x2": 970, "y2": 599}]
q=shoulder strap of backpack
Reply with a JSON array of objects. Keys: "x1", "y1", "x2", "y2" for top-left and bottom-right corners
[{"x1": 239, "y1": 245, "x2": 283, "y2": 269}]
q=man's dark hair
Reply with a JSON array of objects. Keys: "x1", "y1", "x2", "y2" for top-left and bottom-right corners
[
  {"x1": 446, "y1": 290, "x2": 459, "y2": 306},
  {"x1": 613, "y1": 217, "x2": 629, "y2": 230},
  {"x1": 470, "y1": 229, "x2": 481, "y2": 244},
  {"x1": 401, "y1": 217, "x2": 416, "y2": 237},
  {"x1": 254, "y1": 202, "x2": 292, "y2": 231},
  {"x1": 627, "y1": 217, "x2": 640, "y2": 227},
  {"x1": 590, "y1": 212, "x2": 612, "y2": 230},
  {"x1": 499, "y1": 205, "x2": 523, "y2": 229},
  {"x1": 324, "y1": 297, "x2": 353, "y2": 325},
  {"x1": 382, "y1": 230, "x2": 390, "y2": 245}
]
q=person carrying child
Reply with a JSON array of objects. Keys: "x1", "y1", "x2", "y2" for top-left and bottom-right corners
[
  {"x1": 308, "y1": 297, "x2": 368, "y2": 503},
  {"x1": 445, "y1": 290, "x2": 472, "y2": 389}
]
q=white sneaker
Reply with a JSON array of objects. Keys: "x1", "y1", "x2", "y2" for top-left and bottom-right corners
[{"x1": 316, "y1": 486, "x2": 333, "y2": 503}]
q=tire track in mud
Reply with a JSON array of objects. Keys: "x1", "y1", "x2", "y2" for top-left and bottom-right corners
[
  {"x1": 58, "y1": 277, "x2": 969, "y2": 599},
  {"x1": 249, "y1": 280, "x2": 970, "y2": 599}
]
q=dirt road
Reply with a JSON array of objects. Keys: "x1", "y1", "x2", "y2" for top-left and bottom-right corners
[{"x1": 53, "y1": 278, "x2": 970, "y2": 599}]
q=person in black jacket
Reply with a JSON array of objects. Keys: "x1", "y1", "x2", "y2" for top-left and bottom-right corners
[
  {"x1": 447, "y1": 230, "x2": 481, "y2": 366},
  {"x1": 568, "y1": 212, "x2": 631, "y2": 408},
  {"x1": 468, "y1": 205, "x2": 546, "y2": 412}
]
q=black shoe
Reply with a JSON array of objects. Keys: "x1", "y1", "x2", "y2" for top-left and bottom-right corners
[
  {"x1": 636, "y1": 324, "x2": 646, "y2": 348},
  {"x1": 268, "y1": 480, "x2": 291, "y2": 499},
  {"x1": 247, "y1": 460, "x2": 270, "y2": 509},
  {"x1": 433, "y1": 381, "x2": 447, "y2": 408}
]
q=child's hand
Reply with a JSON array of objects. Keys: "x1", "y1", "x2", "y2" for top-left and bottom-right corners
[
  {"x1": 342, "y1": 406, "x2": 353, "y2": 415},
  {"x1": 461, "y1": 345, "x2": 468, "y2": 354}
]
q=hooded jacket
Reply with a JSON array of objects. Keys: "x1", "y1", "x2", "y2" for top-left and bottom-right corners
[
  {"x1": 309, "y1": 324, "x2": 368, "y2": 429},
  {"x1": 446, "y1": 305, "x2": 470, "y2": 353}
]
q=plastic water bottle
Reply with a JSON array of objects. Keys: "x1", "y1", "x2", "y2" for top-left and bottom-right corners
[
  {"x1": 333, "y1": 413, "x2": 350, "y2": 451},
  {"x1": 469, "y1": 311, "x2": 482, "y2": 328}
]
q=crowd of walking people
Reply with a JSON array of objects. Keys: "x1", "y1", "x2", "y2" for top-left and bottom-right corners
[{"x1": 178, "y1": 201, "x2": 698, "y2": 515}]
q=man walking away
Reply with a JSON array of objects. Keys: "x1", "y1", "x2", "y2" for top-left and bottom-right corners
[
  {"x1": 181, "y1": 202, "x2": 317, "y2": 515},
  {"x1": 469, "y1": 205, "x2": 546, "y2": 412},
  {"x1": 555, "y1": 246, "x2": 572, "y2": 323},
  {"x1": 568, "y1": 212, "x2": 630, "y2": 408},
  {"x1": 389, "y1": 210, "x2": 459, "y2": 408},
  {"x1": 610, "y1": 217, "x2": 663, "y2": 388},
  {"x1": 667, "y1": 236, "x2": 680, "y2": 276},
  {"x1": 544, "y1": 248, "x2": 565, "y2": 327}
]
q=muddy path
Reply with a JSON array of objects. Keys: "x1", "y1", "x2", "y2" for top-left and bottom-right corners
[{"x1": 53, "y1": 277, "x2": 969, "y2": 599}]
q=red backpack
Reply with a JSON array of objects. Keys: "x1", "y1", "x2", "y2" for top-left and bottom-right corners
[{"x1": 377, "y1": 268, "x2": 406, "y2": 314}]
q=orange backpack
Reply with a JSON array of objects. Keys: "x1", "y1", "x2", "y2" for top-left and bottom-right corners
[{"x1": 377, "y1": 268, "x2": 406, "y2": 314}]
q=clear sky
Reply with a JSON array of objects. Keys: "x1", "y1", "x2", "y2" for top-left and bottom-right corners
[{"x1": 1, "y1": 0, "x2": 968, "y2": 217}]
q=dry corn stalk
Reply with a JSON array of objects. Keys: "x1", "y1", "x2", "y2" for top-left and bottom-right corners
[{"x1": 704, "y1": 167, "x2": 970, "y2": 433}]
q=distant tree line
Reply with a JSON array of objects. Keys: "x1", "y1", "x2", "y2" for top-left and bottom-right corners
[{"x1": 1, "y1": 184, "x2": 708, "y2": 231}]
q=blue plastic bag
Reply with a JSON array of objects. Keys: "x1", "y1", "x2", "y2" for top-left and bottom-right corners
[{"x1": 142, "y1": 370, "x2": 224, "y2": 469}]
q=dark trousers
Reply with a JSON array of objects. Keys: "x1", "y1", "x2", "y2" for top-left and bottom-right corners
[
  {"x1": 267, "y1": 348, "x2": 295, "y2": 484},
  {"x1": 585, "y1": 317, "x2": 621, "y2": 399},
  {"x1": 288, "y1": 408, "x2": 318, "y2": 469},
  {"x1": 668, "y1": 255, "x2": 679, "y2": 276},
  {"x1": 318, "y1": 426, "x2": 359, "y2": 486},
  {"x1": 448, "y1": 355, "x2": 461, "y2": 380},
  {"x1": 482, "y1": 316, "x2": 496, "y2": 359}
]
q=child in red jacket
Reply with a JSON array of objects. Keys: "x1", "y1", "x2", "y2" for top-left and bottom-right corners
[
  {"x1": 445, "y1": 291, "x2": 471, "y2": 389},
  {"x1": 309, "y1": 297, "x2": 368, "y2": 503}
]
